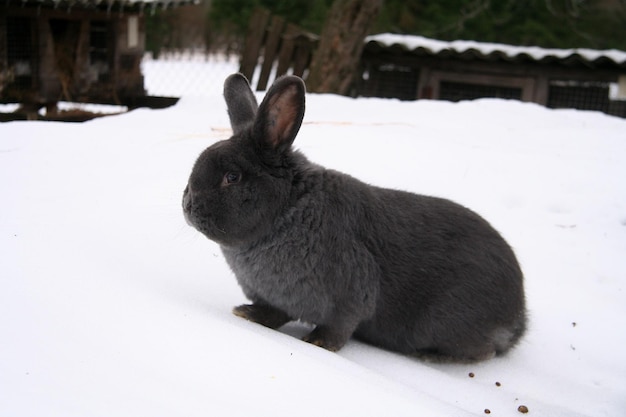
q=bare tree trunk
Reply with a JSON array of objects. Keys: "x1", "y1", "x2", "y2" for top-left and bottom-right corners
[{"x1": 306, "y1": 0, "x2": 382, "y2": 95}]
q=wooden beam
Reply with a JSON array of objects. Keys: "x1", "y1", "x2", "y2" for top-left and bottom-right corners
[
  {"x1": 239, "y1": 8, "x2": 270, "y2": 83},
  {"x1": 256, "y1": 14, "x2": 285, "y2": 91}
]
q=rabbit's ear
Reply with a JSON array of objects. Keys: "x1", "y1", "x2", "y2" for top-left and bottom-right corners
[
  {"x1": 254, "y1": 75, "x2": 305, "y2": 153},
  {"x1": 224, "y1": 73, "x2": 259, "y2": 135}
]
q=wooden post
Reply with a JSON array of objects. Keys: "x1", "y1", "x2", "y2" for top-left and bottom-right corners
[
  {"x1": 275, "y1": 23, "x2": 299, "y2": 78},
  {"x1": 239, "y1": 8, "x2": 270, "y2": 83},
  {"x1": 256, "y1": 14, "x2": 285, "y2": 91},
  {"x1": 239, "y1": 8, "x2": 319, "y2": 89},
  {"x1": 292, "y1": 34, "x2": 317, "y2": 77},
  {"x1": 0, "y1": 15, "x2": 7, "y2": 91}
]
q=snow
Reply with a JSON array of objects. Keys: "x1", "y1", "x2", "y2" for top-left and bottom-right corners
[
  {"x1": 1, "y1": 58, "x2": 626, "y2": 417},
  {"x1": 366, "y1": 33, "x2": 626, "y2": 64}
]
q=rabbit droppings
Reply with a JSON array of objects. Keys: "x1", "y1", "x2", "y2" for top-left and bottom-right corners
[{"x1": 183, "y1": 73, "x2": 526, "y2": 362}]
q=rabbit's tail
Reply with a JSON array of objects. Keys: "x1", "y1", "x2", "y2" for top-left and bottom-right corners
[
  {"x1": 493, "y1": 312, "x2": 528, "y2": 356},
  {"x1": 411, "y1": 315, "x2": 527, "y2": 364}
]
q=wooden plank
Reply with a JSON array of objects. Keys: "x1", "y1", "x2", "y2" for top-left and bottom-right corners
[
  {"x1": 38, "y1": 16, "x2": 61, "y2": 102},
  {"x1": 256, "y1": 14, "x2": 285, "y2": 91},
  {"x1": 275, "y1": 23, "x2": 299, "y2": 78},
  {"x1": 0, "y1": 13, "x2": 7, "y2": 77},
  {"x1": 239, "y1": 8, "x2": 270, "y2": 82},
  {"x1": 292, "y1": 34, "x2": 316, "y2": 77},
  {"x1": 74, "y1": 19, "x2": 90, "y2": 95}
]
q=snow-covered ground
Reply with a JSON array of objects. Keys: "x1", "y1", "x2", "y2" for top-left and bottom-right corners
[{"x1": 1, "y1": 58, "x2": 625, "y2": 417}]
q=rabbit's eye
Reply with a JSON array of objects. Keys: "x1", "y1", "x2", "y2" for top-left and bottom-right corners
[{"x1": 223, "y1": 171, "x2": 242, "y2": 186}]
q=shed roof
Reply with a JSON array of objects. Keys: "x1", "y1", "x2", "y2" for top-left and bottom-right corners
[
  {"x1": 365, "y1": 34, "x2": 626, "y2": 70},
  {"x1": 3, "y1": 0, "x2": 198, "y2": 12}
]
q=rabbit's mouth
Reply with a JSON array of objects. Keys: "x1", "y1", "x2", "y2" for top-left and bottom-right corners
[
  {"x1": 182, "y1": 185, "x2": 194, "y2": 227},
  {"x1": 182, "y1": 186, "x2": 206, "y2": 231},
  {"x1": 183, "y1": 186, "x2": 194, "y2": 226},
  {"x1": 182, "y1": 185, "x2": 227, "y2": 241}
]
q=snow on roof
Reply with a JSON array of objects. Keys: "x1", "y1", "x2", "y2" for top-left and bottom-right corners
[{"x1": 365, "y1": 33, "x2": 626, "y2": 69}]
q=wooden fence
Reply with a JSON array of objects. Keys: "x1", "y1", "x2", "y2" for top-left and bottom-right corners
[
  {"x1": 239, "y1": 8, "x2": 318, "y2": 91},
  {"x1": 239, "y1": 8, "x2": 625, "y2": 118}
]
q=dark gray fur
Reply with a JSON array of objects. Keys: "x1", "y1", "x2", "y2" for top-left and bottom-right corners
[{"x1": 183, "y1": 73, "x2": 527, "y2": 361}]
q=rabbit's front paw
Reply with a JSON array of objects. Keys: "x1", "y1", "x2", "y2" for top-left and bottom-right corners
[
  {"x1": 303, "y1": 325, "x2": 351, "y2": 352},
  {"x1": 233, "y1": 304, "x2": 291, "y2": 329}
]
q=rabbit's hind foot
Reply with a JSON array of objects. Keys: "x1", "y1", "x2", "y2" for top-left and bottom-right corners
[
  {"x1": 232, "y1": 304, "x2": 291, "y2": 329},
  {"x1": 302, "y1": 325, "x2": 352, "y2": 352}
]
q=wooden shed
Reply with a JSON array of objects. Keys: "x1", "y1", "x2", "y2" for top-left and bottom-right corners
[
  {"x1": 0, "y1": 0, "x2": 194, "y2": 115},
  {"x1": 360, "y1": 34, "x2": 626, "y2": 118}
]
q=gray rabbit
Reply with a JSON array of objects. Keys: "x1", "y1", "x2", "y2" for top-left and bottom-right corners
[{"x1": 183, "y1": 73, "x2": 526, "y2": 362}]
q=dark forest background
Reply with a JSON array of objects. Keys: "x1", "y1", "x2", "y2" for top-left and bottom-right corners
[{"x1": 146, "y1": 0, "x2": 626, "y2": 55}]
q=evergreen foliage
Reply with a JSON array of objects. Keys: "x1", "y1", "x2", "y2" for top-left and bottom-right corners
[{"x1": 146, "y1": 0, "x2": 626, "y2": 53}]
